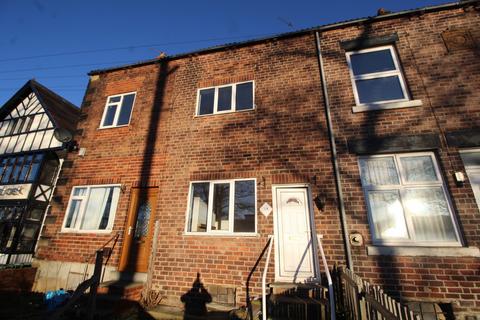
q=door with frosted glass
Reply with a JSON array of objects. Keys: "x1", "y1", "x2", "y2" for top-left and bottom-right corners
[{"x1": 119, "y1": 188, "x2": 158, "y2": 273}]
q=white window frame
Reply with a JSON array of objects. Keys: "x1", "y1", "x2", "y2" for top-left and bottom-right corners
[
  {"x1": 195, "y1": 81, "x2": 255, "y2": 116},
  {"x1": 346, "y1": 45, "x2": 413, "y2": 108},
  {"x1": 184, "y1": 178, "x2": 257, "y2": 236},
  {"x1": 460, "y1": 148, "x2": 480, "y2": 210},
  {"x1": 61, "y1": 184, "x2": 121, "y2": 233},
  {"x1": 99, "y1": 92, "x2": 137, "y2": 129},
  {"x1": 358, "y1": 152, "x2": 462, "y2": 247}
]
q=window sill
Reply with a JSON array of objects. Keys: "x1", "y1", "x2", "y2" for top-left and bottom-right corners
[
  {"x1": 183, "y1": 232, "x2": 259, "y2": 238},
  {"x1": 367, "y1": 245, "x2": 480, "y2": 257},
  {"x1": 97, "y1": 124, "x2": 130, "y2": 130},
  {"x1": 60, "y1": 229, "x2": 113, "y2": 235},
  {"x1": 352, "y1": 100, "x2": 422, "y2": 113},
  {"x1": 194, "y1": 107, "x2": 255, "y2": 118}
]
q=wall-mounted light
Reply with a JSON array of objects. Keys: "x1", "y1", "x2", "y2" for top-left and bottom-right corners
[
  {"x1": 314, "y1": 195, "x2": 326, "y2": 211},
  {"x1": 454, "y1": 171, "x2": 465, "y2": 186},
  {"x1": 258, "y1": 176, "x2": 266, "y2": 188}
]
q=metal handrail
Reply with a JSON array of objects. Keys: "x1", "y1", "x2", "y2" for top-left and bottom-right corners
[
  {"x1": 262, "y1": 235, "x2": 274, "y2": 320},
  {"x1": 316, "y1": 233, "x2": 336, "y2": 320},
  {"x1": 82, "y1": 232, "x2": 120, "y2": 281}
]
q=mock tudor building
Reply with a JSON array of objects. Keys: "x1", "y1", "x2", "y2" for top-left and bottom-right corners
[
  {"x1": 33, "y1": 1, "x2": 479, "y2": 319},
  {"x1": 0, "y1": 80, "x2": 79, "y2": 265}
]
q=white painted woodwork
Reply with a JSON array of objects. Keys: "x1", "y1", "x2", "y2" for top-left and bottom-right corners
[
  {"x1": 0, "y1": 93, "x2": 63, "y2": 155},
  {"x1": 274, "y1": 187, "x2": 316, "y2": 282}
]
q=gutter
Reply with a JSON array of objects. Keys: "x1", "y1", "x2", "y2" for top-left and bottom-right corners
[
  {"x1": 314, "y1": 31, "x2": 354, "y2": 271},
  {"x1": 89, "y1": 0, "x2": 479, "y2": 75}
]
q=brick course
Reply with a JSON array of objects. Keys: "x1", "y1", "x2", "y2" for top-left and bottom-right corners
[
  {"x1": 320, "y1": 5, "x2": 480, "y2": 317},
  {"x1": 35, "y1": 2, "x2": 480, "y2": 318}
]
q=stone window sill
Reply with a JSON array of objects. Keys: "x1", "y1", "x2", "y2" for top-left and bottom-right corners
[
  {"x1": 367, "y1": 245, "x2": 480, "y2": 257},
  {"x1": 352, "y1": 100, "x2": 423, "y2": 113}
]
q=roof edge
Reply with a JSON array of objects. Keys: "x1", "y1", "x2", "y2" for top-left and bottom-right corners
[{"x1": 88, "y1": 0, "x2": 479, "y2": 75}]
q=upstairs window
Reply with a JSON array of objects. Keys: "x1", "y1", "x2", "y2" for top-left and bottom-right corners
[
  {"x1": 100, "y1": 92, "x2": 136, "y2": 128},
  {"x1": 358, "y1": 152, "x2": 460, "y2": 246},
  {"x1": 186, "y1": 179, "x2": 256, "y2": 234},
  {"x1": 196, "y1": 81, "x2": 254, "y2": 116},
  {"x1": 62, "y1": 185, "x2": 120, "y2": 232},
  {"x1": 346, "y1": 46, "x2": 409, "y2": 105}
]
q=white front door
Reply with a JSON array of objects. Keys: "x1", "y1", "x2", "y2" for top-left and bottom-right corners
[{"x1": 274, "y1": 186, "x2": 317, "y2": 282}]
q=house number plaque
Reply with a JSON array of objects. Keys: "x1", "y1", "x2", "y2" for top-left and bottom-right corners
[{"x1": 260, "y1": 203, "x2": 272, "y2": 217}]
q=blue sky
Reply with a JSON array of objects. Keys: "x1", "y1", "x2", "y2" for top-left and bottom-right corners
[{"x1": 0, "y1": 0, "x2": 450, "y2": 107}]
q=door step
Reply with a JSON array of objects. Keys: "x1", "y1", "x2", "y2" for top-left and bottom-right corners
[
  {"x1": 268, "y1": 282, "x2": 326, "y2": 295},
  {"x1": 268, "y1": 284, "x2": 330, "y2": 320},
  {"x1": 97, "y1": 280, "x2": 144, "y2": 301}
]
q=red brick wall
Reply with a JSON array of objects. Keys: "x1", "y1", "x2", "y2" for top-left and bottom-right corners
[
  {"x1": 0, "y1": 267, "x2": 37, "y2": 292},
  {"x1": 36, "y1": 34, "x2": 345, "y2": 304},
  {"x1": 320, "y1": 6, "x2": 480, "y2": 316},
  {"x1": 35, "y1": 3, "x2": 480, "y2": 317}
]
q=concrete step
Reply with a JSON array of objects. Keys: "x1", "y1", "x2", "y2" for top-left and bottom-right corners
[{"x1": 268, "y1": 281, "x2": 327, "y2": 295}]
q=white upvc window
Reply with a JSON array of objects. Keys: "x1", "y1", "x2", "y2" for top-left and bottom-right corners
[
  {"x1": 346, "y1": 45, "x2": 410, "y2": 106},
  {"x1": 196, "y1": 81, "x2": 254, "y2": 116},
  {"x1": 185, "y1": 179, "x2": 257, "y2": 235},
  {"x1": 100, "y1": 92, "x2": 136, "y2": 128},
  {"x1": 62, "y1": 185, "x2": 121, "y2": 232},
  {"x1": 460, "y1": 149, "x2": 480, "y2": 210},
  {"x1": 358, "y1": 152, "x2": 461, "y2": 246}
]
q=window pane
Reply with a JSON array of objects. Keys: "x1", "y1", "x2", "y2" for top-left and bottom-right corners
[
  {"x1": 0, "y1": 158, "x2": 8, "y2": 181},
  {"x1": 134, "y1": 201, "x2": 151, "y2": 238},
  {"x1": 2, "y1": 158, "x2": 14, "y2": 183},
  {"x1": 11, "y1": 156, "x2": 24, "y2": 183},
  {"x1": 360, "y1": 157, "x2": 399, "y2": 186},
  {"x1": 19, "y1": 155, "x2": 32, "y2": 182},
  {"x1": 16, "y1": 224, "x2": 40, "y2": 252},
  {"x1": 109, "y1": 96, "x2": 121, "y2": 103},
  {"x1": 404, "y1": 188, "x2": 457, "y2": 241},
  {"x1": 26, "y1": 207, "x2": 44, "y2": 221},
  {"x1": 461, "y1": 152, "x2": 480, "y2": 168},
  {"x1": 27, "y1": 154, "x2": 43, "y2": 182},
  {"x1": 117, "y1": 94, "x2": 135, "y2": 125},
  {"x1": 234, "y1": 180, "x2": 255, "y2": 232},
  {"x1": 368, "y1": 191, "x2": 409, "y2": 239},
  {"x1": 199, "y1": 89, "x2": 215, "y2": 115},
  {"x1": 189, "y1": 183, "x2": 209, "y2": 232},
  {"x1": 211, "y1": 183, "x2": 230, "y2": 231},
  {"x1": 80, "y1": 187, "x2": 119, "y2": 230},
  {"x1": 401, "y1": 156, "x2": 438, "y2": 182},
  {"x1": 217, "y1": 86, "x2": 232, "y2": 112},
  {"x1": 73, "y1": 187, "x2": 87, "y2": 196},
  {"x1": 356, "y1": 76, "x2": 405, "y2": 104},
  {"x1": 65, "y1": 199, "x2": 81, "y2": 228},
  {"x1": 350, "y1": 49, "x2": 396, "y2": 75},
  {"x1": 236, "y1": 82, "x2": 253, "y2": 110},
  {"x1": 103, "y1": 104, "x2": 117, "y2": 126}
]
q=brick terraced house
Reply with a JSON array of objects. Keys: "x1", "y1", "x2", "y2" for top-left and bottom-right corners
[{"x1": 33, "y1": 1, "x2": 480, "y2": 318}]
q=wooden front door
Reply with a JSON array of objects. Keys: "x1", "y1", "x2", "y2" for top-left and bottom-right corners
[
  {"x1": 119, "y1": 187, "x2": 158, "y2": 273},
  {"x1": 274, "y1": 186, "x2": 317, "y2": 282}
]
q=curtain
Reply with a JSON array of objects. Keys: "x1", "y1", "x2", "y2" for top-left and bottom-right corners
[
  {"x1": 360, "y1": 157, "x2": 399, "y2": 186},
  {"x1": 80, "y1": 187, "x2": 116, "y2": 230}
]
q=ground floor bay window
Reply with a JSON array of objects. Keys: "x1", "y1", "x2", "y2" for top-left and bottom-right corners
[
  {"x1": 186, "y1": 179, "x2": 256, "y2": 235},
  {"x1": 358, "y1": 152, "x2": 461, "y2": 246}
]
